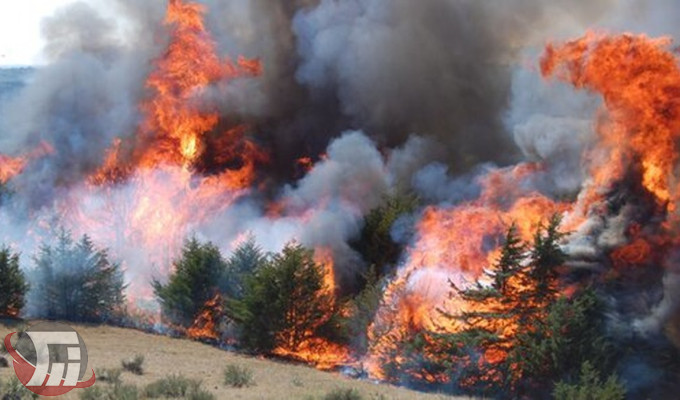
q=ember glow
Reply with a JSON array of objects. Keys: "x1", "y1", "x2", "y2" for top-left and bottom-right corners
[{"x1": 2, "y1": 0, "x2": 680, "y2": 394}]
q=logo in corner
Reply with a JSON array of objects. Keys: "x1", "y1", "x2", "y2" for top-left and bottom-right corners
[{"x1": 3, "y1": 322, "x2": 96, "y2": 396}]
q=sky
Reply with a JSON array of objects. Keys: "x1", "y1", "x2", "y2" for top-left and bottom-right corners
[{"x1": 0, "y1": 0, "x2": 77, "y2": 66}]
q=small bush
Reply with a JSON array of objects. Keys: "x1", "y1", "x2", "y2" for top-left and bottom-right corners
[
  {"x1": 0, "y1": 246, "x2": 28, "y2": 317},
  {"x1": 187, "y1": 387, "x2": 215, "y2": 400},
  {"x1": 153, "y1": 238, "x2": 226, "y2": 327},
  {"x1": 223, "y1": 364, "x2": 255, "y2": 388},
  {"x1": 553, "y1": 362, "x2": 626, "y2": 400},
  {"x1": 323, "y1": 388, "x2": 364, "y2": 400},
  {"x1": 1, "y1": 376, "x2": 39, "y2": 400},
  {"x1": 143, "y1": 374, "x2": 206, "y2": 398},
  {"x1": 79, "y1": 384, "x2": 138, "y2": 400},
  {"x1": 121, "y1": 354, "x2": 145, "y2": 375},
  {"x1": 97, "y1": 368, "x2": 122, "y2": 385}
]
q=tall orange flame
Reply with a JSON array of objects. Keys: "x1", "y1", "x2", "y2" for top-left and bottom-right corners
[
  {"x1": 542, "y1": 32, "x2": 680, "y2": 213},
  {"x1": 66, "y1": 0, "x2": 265, "y2": 299},
  {"x1": 95, "y1": 0, "x2": 265, "y2": 187},
  {"x1": 365, "y1": 164, "x2": 567, "y2": 379}
]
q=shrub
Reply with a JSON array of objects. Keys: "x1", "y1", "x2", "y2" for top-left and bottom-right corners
[
  {"x1": 323, "y1": 388, "x2": 364, "y2": 400},
  {"x1": 553, "y1": 362, "x2": 626, "y2": 400},
  {"x1": 97, "y1": 368, "x2": 123, "y2": 385},
  {"x1": 121, "y1": 355, "x2": 145, "y2": 375},
  {"x1": 223, "y1": 364, "x2": 255, "y2": 388},
  {"x1": 0, "y1": 246, "x2": 28, "y2": 317},
  {"x1": 1, "y1": 376, "x2": 38, "y2": 400},
  {"x1": 143, "y1": 374, "x2": 213, "y2": 399},
  {"x1": 226, "y1": 242, "x2": 335, "y2": 352},
  {"x1": 28, "y1": 230, "x2": 125, "y2": 322},
  {"x1": 187, "y1": 387, "x2": 215, "y2": 400},
  {"x1": 79, "y1": 384, "x2": 138, "y2": 400},
  {"x1": 153, "y1": 238, "x2": 226, "y2": 326}
]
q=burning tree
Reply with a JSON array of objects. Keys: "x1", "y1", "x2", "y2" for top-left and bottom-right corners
[
  {"x1": 153, "y1": 238, "x2": 227, "y2": 327},
  {"x1": 0, "y1": 246, "x2": 28, "y2": 318},
  {"x1": 378, "y1": 217, "x2": 617, "y2": 398},
  {"x1": 226, "y1": 242, "x2": 336, "y2": 354}
]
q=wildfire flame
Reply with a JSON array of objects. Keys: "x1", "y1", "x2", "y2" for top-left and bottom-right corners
[
  {"x1": 60, "y1": 0, "x2": 265, "y2": 296},
  {"x1": 0, "y1": 142, "x2": 54, "y2": 184},
  {"x1": 365, "y1": 32, "x2": 680, "y2": 381},
  {"x1": 271, "y1": 247, "x2": 352, "y2": 370},
  {"x1": 365, "y1": 164, "x2": 567, "y2": 379},
  {"x1": 541, "y1": 32, "x2": 680, "y2": 214},
  {"x1": 187, "y1": 294, "x2": 223, "y2": 341},
  {"x1": 0, "y1": 155, "x2": 25, "y2": 184}
]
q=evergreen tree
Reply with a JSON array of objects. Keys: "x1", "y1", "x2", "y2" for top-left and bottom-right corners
[
  {"x1": 0, "y1": 246, "x2": 28, "y2": 317},
  {"x1": 509, "y1": 289, "x2": 613, "y2": 396},
  {"x1": 153, "y1": 238, "x2": 227, "y2": 327},
  {"x1": 424, "y1": 224, "x2": 528, "y2": 395},
  {"x1": 553, "y1": 361, "x2": 626, "y2": 400},
  {"x1": 524, "y1": 215, "x2": 566, "y2": 312},
  {"x1": 351, "y1": 193, "x2": 417, "y2": 277},
  {"x1": 30, "y1": 230, "x2": 125, "y2": 322},
  {"x1": 226, "y1": 242, "x2": 334, "y2": 353},
  {"x1": 219, "y1": 237, "x2": 265, "y2": 300}
]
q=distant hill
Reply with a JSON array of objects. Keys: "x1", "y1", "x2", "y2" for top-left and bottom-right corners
[{"x1": 0, "y1": 67, "x2": 33, "y2": 102}]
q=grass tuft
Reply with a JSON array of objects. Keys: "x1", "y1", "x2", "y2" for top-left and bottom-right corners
[
  {"x1": 79, "y1": 384, "x2": 139, "y2": 400},
  {"x1": 323, "y1": 388, "x2": 364, "y2": 400},
  {"x1": 97, "y1": 368, "x2": 123, "y2": 385},
  {"x1": 121, "y1": 354, "x2": 145, "y2": 375},
  {"x1": 1, "y1": 376, "x2": 39, "y2": 400},
  {"x1": 143, "y1": 374, "x2": 213, "y2": 399},
  {"x1": 223, "y1": 364, "x2": 255, "y2": 388}
]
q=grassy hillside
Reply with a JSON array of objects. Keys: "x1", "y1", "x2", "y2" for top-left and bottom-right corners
[{"x1": 0, "y1": 322, "x2": 466, "y2": 400}]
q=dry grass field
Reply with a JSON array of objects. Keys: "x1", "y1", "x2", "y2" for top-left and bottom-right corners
[{"x1": 0, "y1": 322, "x2": 469, "y2": 400}]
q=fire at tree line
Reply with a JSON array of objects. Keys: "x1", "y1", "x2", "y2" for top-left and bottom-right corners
[{"x1": 0, "y1": 207, "x2": 667, "y2": 399}]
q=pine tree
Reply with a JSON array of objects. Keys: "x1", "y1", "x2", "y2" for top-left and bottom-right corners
[
  {"x1": 153, "y1": 237, "x2": 227, "y2": 327},
  {"x1": 351, "y1": 193, "x2": 418, "y2": 277},
  {"x1": 29, "y1": 230, "x2": 125, "y2": 322},
  {"x1": 553, "y1": 361, "x2": 626, "y2": 400},
  {"x1": 0, "y1": 246, "x2": 28, "y2": 317},
  {"x1": 219, "y1": 237, "x2": 265, "y2": 300},
  {"x1": 226, "y1": 242, "x2": 334, "y2": 353},
  {"x1": 433, "y1": 224, "x2": 528, "y2": 395},
  {"x1": 525, "y1": 214, "x2": 565, "y2": 310}
]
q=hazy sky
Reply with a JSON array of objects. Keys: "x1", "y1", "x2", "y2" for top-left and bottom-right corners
[{"x1": 0, "y1": 0, "x2": 77, "y2": 66}]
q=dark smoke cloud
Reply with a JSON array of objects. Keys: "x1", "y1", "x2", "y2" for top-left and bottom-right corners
[
  {"x1": 289, "y1": 0, "x2": 612, "y2": 172},
  {"x1": 1, "y1": 0, "x2": 618, "y2": 206}
]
